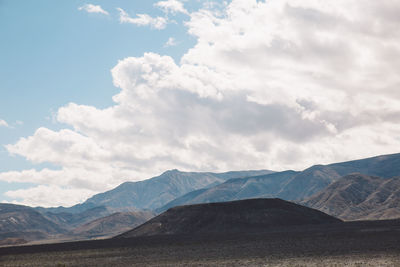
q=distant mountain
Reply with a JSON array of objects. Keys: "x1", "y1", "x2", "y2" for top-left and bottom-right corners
[
  {"x1": 157, "y1": 170, "x2": 298, "y2": 213},
  {"x1": 118, "y1": 198, "x2": 341, "y2": 238},
  {"x1": 280, "y1": 153, "x2": 400, "y2": 200},
  {"x1": 159, "y1": 153, "x2": 400, "y2": 210},
  {"x1": 47, "y1": 169, "x2": 273, "y2": 214},
  {"x1": 73, "y1": 211, "x2": 154, "y2": 239},
  {"x1": 0, "y1": 204, "x2": 67, "y2": 244},
  {"x1": 40, "y1": 206, "x2": 138, "y2": 230},
  {"x1": 302, "y1": 174, "x2": 400, "y2": 220}
]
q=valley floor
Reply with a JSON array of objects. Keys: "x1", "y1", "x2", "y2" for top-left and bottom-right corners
[{"x1": 1, "y1": 220, "x2": 400, "y2": 266}]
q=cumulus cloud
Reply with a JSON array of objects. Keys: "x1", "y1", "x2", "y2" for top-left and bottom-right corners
[
  {"x1": 78, "y1": 4, "x2": 109, "y2": 15},
  {"x1": 155, "y1": 0, "x2": 188, "y2": 15},
  {"x1": 0, "y1": 119, "x2": 9, "y2": 128},
  {"x1": 117, "y1": 8, "x2": 167, "y2": 29},
  {"x1": 3, "y1": 0, "x2": 400, "y2": 207}
]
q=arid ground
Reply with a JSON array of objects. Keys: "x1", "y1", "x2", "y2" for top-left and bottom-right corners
[{"x1": 1, "y1": 219, "x2": 400, "y2": 266}]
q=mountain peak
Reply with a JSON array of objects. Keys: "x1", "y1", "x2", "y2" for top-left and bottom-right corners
[{"x1": 163, "y1": 169, "x2": 181, "y2": 174}]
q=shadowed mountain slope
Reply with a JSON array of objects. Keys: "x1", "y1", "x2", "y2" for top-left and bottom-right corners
[
  {"x1": 303, "y1": 174, "x2": 400, "y2": 220},
  {"x1": 73, "y1": 211, "x2": 154, "y2": 239},
  {"x1": 119, "y1": 198, "x2": 341, "y2": 237},
  {"x1": 45, "y1": 169, "x2": 273, "y2": 214}
]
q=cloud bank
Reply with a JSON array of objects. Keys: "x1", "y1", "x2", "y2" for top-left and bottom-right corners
[{"x1": 3, "y1": 0, "x2": 400, "y2": 207}]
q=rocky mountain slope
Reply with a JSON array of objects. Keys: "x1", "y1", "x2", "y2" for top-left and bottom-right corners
[
  {"x1": 0, "y1": 204, "x2": 67, "y2": 244},
  {"x1": 119, "y1": 198, "x2": 341, "y2": 237},
  {"x1": 302, "y1": 174, "x2": 400, "y2": 220},
  {"x1": 280, "y1": 152, "x2": 400, "y2": 200}
]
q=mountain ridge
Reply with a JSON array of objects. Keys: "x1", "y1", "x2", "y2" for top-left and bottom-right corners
[
  {"x1": 302, "y1": 173, "x2": 400, "y2": 220},
  {"x1": 157, "y1": 153, "x2": 400, "y2": 210},
  {"x1": 39, "y1": 169, "x2": 273, "y2": 214}
]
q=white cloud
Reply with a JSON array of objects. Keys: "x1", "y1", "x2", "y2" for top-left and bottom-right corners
[
  {"x1": 155, "y1": 0, "x2": 188, "y2": 15},
  {"x1": 164, "y1": 37, "x2": 178, "y2": 47},
  {"x1": 5, "y1": 185, "x2": 94, "y2": 208},
  {"x1": 117, "y1": 8, "x2": 167, "y2": 30},
  {"x1": 78, "y1": 4, "x2": 109, "y2": 15},
  {"x1": 0, "y1": 119, "x2": 9, "y2": 128},
  {"x1": 3, "y1": 0, "x2": 400, "y2": 207}
]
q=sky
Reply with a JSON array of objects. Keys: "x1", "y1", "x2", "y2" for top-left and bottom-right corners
[{"x1": 1, "y1": 0, "x2": 400, "y2": 207}]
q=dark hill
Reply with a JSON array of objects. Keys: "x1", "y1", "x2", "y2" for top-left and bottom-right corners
[
  {"x1": 118, "y1": 198, "x2": 341, "y2": 237},
  {"x1": 303, "y1": 174, "x2": 400, "y2": 220}
]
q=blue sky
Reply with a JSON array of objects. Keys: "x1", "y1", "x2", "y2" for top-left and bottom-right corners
[
  {"x1": 0, "y1": 0, "x2": 195, "y2": 201},
  {"x1": 1, "y1": 0, "x2": 400, "y2": 207}
]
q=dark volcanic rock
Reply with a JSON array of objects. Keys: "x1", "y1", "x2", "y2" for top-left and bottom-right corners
[{"x1": 118, "y1": 198, "x2": 341, "y2": 237}]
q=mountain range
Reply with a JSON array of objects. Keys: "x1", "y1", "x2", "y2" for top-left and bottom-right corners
[
  {"x1": 0, "y1": 203, "x2": 154, "y2": 245},
  {"x1": 0, "y1": 204, "x2": 66, "y2": 243},
  {"x1": 42, "y1": 169, "x2": 273, "y2": 215},
  {"x1": 1, "y1": 152, "x2": 400, "y2": 245},
  {"x1": 303, "y1": 174, "x2": 400, "y2": 220},
  {"x1": 157, "y1": 153, "x2": 400, "y2": 212}
]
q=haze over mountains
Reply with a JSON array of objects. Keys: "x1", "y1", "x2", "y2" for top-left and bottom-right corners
[{"x1": 1, "y1": 153, "x2": 400, "y2": 245}]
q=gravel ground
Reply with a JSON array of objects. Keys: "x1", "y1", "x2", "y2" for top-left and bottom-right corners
[{"x1": 1, "y1": 220, "x2": 400, "y2": 266}]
